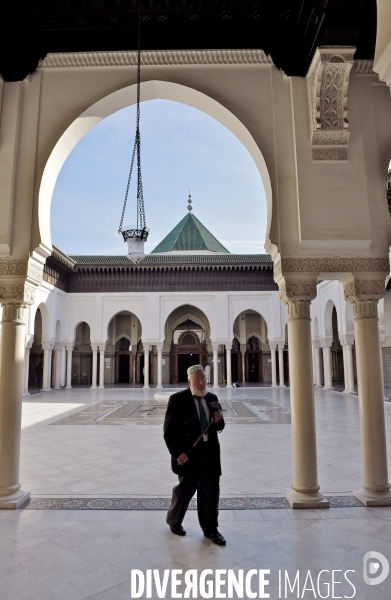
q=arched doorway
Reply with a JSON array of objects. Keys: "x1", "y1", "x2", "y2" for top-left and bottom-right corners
[
  {"x1": 232, "y1": 309, "x2": 275, "y2": 384},
  {"x1": 29, "y1": 308, "x2": 43, "y2": 391},
  {"x1": 72, "y1": 322, "x2": 92, "y2": 386},
  {"x1": 105, "y1": 311, "x2": 143, "y2": 385},
  {"x1": 164, "y1": 305, "x2": 212, "y2": 384}
]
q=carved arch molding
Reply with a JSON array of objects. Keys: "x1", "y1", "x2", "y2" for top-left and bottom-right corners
[{"x1": 307, "y1": 47, "x2": 356, "y2": 161}]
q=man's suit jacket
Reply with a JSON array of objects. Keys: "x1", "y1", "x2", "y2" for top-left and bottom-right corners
[{"x1": 163, "y1": 387, "x2": 225, "y2": 476}]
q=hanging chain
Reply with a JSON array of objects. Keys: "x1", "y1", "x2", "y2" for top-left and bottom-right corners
[{"x1": 118, "y1": 0, "x2": 146, "y2": 234}]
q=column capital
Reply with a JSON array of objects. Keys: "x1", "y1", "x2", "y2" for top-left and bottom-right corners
[
  {"x1": 268, "y1": 341, "x2": 278, "y2": 351},
  {"x1": 320, "y1": 336, "x2": 333, "y2": 348},
  {"x1": 343, "y1": 276, "x2": 386, "y2": 318},
  {"x1": 312, "y1": 338, "x2": 321, "y2": 350},
  {"x1": 274, "y1": 265, "x2": 318, "y2": 320},
  {"x1": 240, "y1": 343, "x2": 246, "y2": 354},
  {"x1": 98, "y1": 341, "x2": 106, "y2": 352},
  {"x1": 91, "y1": 343, "x2": 99, "y2": 352},
  {"x1": 224, "y1": 342, "x2": 233, "y2": 351},
  {"x1": 277, "y1": 342, "x2": 285, "y2": 351},
  {"x1": 339, "y1": 333, "x2": 355, "y2": 346},
  {"x1": 65, "y1": 342, "x2": 75, "y2": 352},
  {"x1": 41, "y1": 339, "x2": 54, "y2": 351},
  {"x1": 54, "y1": 342, "x2": 64, "y2": 352},
  {"x1": 155, "y1": 342, "x2": 164, "y2": 352},
  {"x1": 25, "y1": 336, "x2": 34, "y2": 349},
  {"x1": 211, "y1": 342, "x2": 220, "y2": 352}
]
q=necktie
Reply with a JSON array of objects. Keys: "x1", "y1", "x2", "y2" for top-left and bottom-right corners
[{"x1": 195, "y1": 396, "x2": 208, "y2": 430}]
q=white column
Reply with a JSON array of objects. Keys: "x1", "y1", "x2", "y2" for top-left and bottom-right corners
[
  {"x1": 344, "y1": 280, "x2": 391, "y2": 506},
  {"x1": 91, "y1": 344, "x2": 98, "y2": 389},
  {"x1": 312, "y1": 340, "x2": 322, "y2": 387},
  {"x1": 0, "y1": 303, "x2": 30, "y2": 508},
  {"x1": 53, "y1": 344, "x2": 63, "y2": 390},
  {"x1": 321, "y1": 339, "x2": 333, "y2": 389},
  {"x1": 341, "y1": 337, "x2": 356, "y2": 394},
  {"x1": 23, "y1": 342, "x2": 32, "y2": 396},
  {"x1": 281, "y1": 284, "x2": 328, "y2": 509},
  {"x1": 269, "y1": 342, "x2": 278, "y2": 388},
  {"x1": 225, "y1": 343, "x2": 232, "y2": 388},
  {"x1": 212, "y1": 343, "x2": 219, "y2": 389},
  {"x1": 278, "y1": 344, "x2": 285, "y2": 387},
  {"x1": 240, "y1": 344, "x2": 246, "y2": 384},
  {"x1": 156, "y1": 344, "x2": 163, "y2": 389},
  {"x1": 65, "y1": 344, "x2": 73, "y2": 389},
  {"x1": 98, "y1": 344, "x2": 105, "y2": 389},
  {"x1": 379, "y1": 336, "x2": 388, "y2": 400},
  {"x1": 143, "y1": 348, "x2": 150, "y2": 389},
  {"x1": 41, "y1": 343, "x2": 52, "y2": 392}
]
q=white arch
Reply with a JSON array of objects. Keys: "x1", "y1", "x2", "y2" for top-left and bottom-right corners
[
  {"x1": 106, "y1": 309, "x2": 143, "y2": 340},
  {"x1": 37, "y1": 303, "x2": 50, "y2": 340},
  {"x1": 231, "y1": 306, "x2": 271, "y2": 340},
  {"x1": 55, "y1": 319, "x2": 62, "y2": 341},
  {"x1": 324, "y1": 300, "x2": 335, "y2": 338},
  {"x1": 38, "y1": 80, "x2": 272, "y2": 252}
]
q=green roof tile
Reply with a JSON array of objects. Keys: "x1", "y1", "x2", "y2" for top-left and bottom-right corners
[
  {"x1": 68, "y1": 254, "x2": 272, "y2": 266},
  {"x1": 151, "y1": 213, "x2": 229, "y2": 254}
]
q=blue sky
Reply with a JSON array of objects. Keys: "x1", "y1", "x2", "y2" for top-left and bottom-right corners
[{"x1": 51, "y1": 99, "x2": 267, "y2": 255}]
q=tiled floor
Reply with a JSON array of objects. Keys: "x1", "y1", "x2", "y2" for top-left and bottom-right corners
[{"x1": 0, "y1": 386, "x2": 390, "y2": 599}]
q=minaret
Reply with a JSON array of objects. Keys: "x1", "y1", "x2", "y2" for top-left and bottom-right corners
[{"x1": 187, "y1": 191, "x2": 193, "y2": 212}]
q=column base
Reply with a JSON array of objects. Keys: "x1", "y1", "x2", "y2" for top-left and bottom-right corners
[
  {"x1": 156, "y1": 385, "x2": 163, "y2": 390},
  {"x1": 213, "y1": 385, "x2": 219, "y2": 389},
  {"x1": 271, "y1": 384, "x2": 278, "y2": 388},
  {"x1": 226, "y1": 384, "x2": 233, "y2": 388},
  {"x1": 343, "y1": 390, "x2": 357, "y2": 395},
  {"x1": 22, "y1": 392, "x2": 30, "y2": 397},
  {"x1": 285, "y1": 489, "x2": 329, "y2": 509},
  {"x1": 53, "y1": 386, "x2": 61, "y2": 390},
  {"x1": 98, "y1": 385, "x2": 105, "y2": 390},
  {"x1": 0, "y1": 490, "x2": 30, "y2": 510},
  {"x1": 353, "y1": 487, "x2": 391, "y2": 507},
  {"x1": 90, "y1": 385, "x2": 97, "y2": 390},
  {"x1": 324, "y1": 386, "x2": 334, "y2": 390},
  {"x1": 279, "y1": 384, "x2": 286, "y2": 388},
  {"x1": 143, "y1": 385, "x2": 150, "y2": 389},
  {"x1": 315, "y1": 385, "x2": 323, "y2": 388},
  {"x1": 40, "y1": 388, "x2": 52, "y2": 392},
  {"x1": 65, "y1": 386, "x2": 72, "y2": 390}
]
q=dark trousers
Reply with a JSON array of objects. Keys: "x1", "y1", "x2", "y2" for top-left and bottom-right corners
[{"x1": 167, "y1": 442, "x2": 220, "y2": 533}]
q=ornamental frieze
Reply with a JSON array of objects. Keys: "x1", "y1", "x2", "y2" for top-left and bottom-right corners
[
  {"x1": 0, "y1": 261, "x2": 27, "y2": 276},
  {"x1": 279, "y1": 257, "x2": 389, "y2": 273}
]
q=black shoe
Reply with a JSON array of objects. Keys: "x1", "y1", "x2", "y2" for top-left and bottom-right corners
[
  {"x1": 204, "y1": 530, "x2": 226, "y2": 545},
  {"x1": 169, "y1": 525, "x2": 186, "y2": 536}
]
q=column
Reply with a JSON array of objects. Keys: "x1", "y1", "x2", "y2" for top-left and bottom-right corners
[
  {"x1": 41, "y1": 342, "x2": 52, "y2": 392},
  {"x1": 278, "y1": 343, "x2": 285, "y2": 387},
  {"x1": 53, "y1": 344, "x2": 63, "y2": 390},
  {"x1": 65, "y1": 344, "x2": 73, "y2": 389},
  {"x1": 212, "y1": 343, "x2": 219, "y2": 389},
  {"x1": 321, "y1": 338, "x2": 333, "y2": 389},
  {"x1": 379, "y1": 334, "x2": 388, "y2": 401},
  {"x1": 240, "y1": 343, "x2": 246, "y2": 384},
  {"x1": 278, "y1": 275, "x2": 328, "y2": 508},
  {"x1": 225, "y1": 343, "x2": 232, "y2": 388},
  {"x1": 143, "y1": 347, "x2": 149, "y2": 389},
  {"x1": 91, "y1": 344, "x2": 98, "y2": 389},
  {"x1": 23, "y1": 341, "x2": 32, "y2": 396},
  {"x1": 269, "y1": 342, "x2": 278, "y2": 388},
  {"x1": 156, "y1": 343, "x2": 163, "y2": 389},
  {"x1": 344, "y1": 277, "x2": 391, "y2": 506},
  {"x1": 0, "y1": 302, "x2": 30, "y2": 508},
  {"x1": 312, "y1": 340, "x2": 322, "y2": 387},
  {"x1": 98, "y1": 344, "x2": 105, "y2": 389},
  {"x1": 341, "y1": 336, "x2": 356, "y2": 394}
]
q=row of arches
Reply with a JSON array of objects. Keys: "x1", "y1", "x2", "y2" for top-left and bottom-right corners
[{"x1": 27, "y1": 304, "x2": 288, "y2": 389}]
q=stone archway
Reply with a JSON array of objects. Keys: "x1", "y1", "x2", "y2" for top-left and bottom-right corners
[{"x1": 37, "y1": 78, "x2": 273, "y2": 258}]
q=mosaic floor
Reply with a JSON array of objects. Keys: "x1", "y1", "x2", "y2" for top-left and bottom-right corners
[
  {"x1": 20, "y1": 495, "x2": 362, "y2": 510},
  {"x1": 50, "y1": 398, "x2": 291, "y2": 426}
]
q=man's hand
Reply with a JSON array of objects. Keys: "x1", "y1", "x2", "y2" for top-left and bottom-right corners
[
  {"x1": 212, "y1": 412, "x2": 222, "y2": 423},
  {"x1": 177, "y1": 452, "x2": 189, "y2": 465}
]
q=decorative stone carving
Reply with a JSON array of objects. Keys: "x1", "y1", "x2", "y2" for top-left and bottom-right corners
[
  {"x1": 307, "y1": 47, "x2": 355, "y2": 161},
  {"x1": 0, "y1": 261, "x2": 27, "y2": 276},
  {"x1": 343, "y1": 279, "x2": 386, "y2": 319},
  {"x1": 0, "y1": 282, "x2": 35, "y2": 306},
  {"x1": 278, "y1": 257, "x2": 389, "y2": 274},
  {"x1": 27, "y1": 260, "x2": 44, "y2": 284},
  {"x1": 39, "y1": 49, "x2": 273, "y2": 70}
]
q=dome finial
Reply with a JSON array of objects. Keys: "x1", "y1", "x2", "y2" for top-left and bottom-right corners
[{"x1": 187, "y1": 190, "x2": 193, "y2": 211}]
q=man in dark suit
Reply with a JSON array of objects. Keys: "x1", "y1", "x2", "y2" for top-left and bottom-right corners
[{"x1": 163, "y1": 364, "x2": 226, "y2": 545}]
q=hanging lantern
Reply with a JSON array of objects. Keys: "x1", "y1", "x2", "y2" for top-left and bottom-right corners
[
  {"x1": 121, "y1": 226, "x2": 149, "y2": 264},
  {"x1": 118, "y1": 0, "x2": 149, "y2": 264}
]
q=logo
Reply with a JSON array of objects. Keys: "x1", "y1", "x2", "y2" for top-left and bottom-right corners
[{"x1": 363, "y1": 551, "x2": 389, "y2": 586}]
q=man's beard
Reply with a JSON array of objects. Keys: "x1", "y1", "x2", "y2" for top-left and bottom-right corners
[{"x1": 190, "y1": 384, "x2": 208, "y2": 397}]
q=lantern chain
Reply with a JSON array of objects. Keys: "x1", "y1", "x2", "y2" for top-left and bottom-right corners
[{"x1": 118, "y1": 0, "x2": 146, "y2": 235}]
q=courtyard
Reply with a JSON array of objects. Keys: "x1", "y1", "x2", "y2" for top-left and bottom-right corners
[{"x1": 0, "y1": 386, "x2": 390, "y2": 599}]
